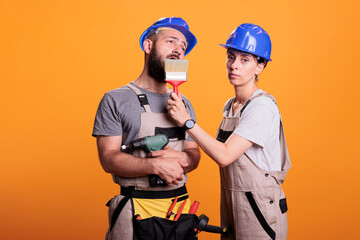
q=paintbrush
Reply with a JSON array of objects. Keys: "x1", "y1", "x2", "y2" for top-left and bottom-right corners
[{"x1": 164, "y1": 59, "x2": 189, "y2": 96}]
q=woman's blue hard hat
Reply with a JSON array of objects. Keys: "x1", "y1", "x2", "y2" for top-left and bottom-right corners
[
  {"x1": 139, "y1": 17, "x2": 197, "y2": 56},
  {"x1": 219, "y1": 23, "x2": 272, "y2": 61}
]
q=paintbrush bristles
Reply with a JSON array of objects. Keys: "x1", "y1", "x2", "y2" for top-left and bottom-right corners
[
  {"x1": 164, "y1": 59, "x2": 188, "y2": 81},
  {"x1": 164, "y1": 59, "x2": 189, "y2": 73}
]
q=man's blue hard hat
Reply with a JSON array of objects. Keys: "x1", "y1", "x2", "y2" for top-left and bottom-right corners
[
  {"x1": 219, "y1": 23, "x2": 272, "y2": 61},
  {"x1": 139, "y1": 17, "x2": 197, "y2": 56}
]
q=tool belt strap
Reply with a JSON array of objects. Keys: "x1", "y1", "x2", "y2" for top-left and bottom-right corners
[
  {"x1": 121, "y1": 185, "x2": 187, "y2": 199},
  {"x1": 110, "y1": 196, "x2": 129, "y2": 232}
]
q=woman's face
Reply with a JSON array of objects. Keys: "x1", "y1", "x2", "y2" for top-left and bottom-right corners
[{"x1": 226, "y1": 49, "x2": 264, "y2": 87}]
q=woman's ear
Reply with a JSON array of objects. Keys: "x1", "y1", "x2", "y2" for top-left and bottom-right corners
[
  {"x1": 255, "y1": 62, "x2": 265, "y2": 75},
  {"x1": 143, "y1": 39, "x2": 153, "y2": 54}
]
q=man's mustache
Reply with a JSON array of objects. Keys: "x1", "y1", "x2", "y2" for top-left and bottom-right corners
[{"x1": 166, "y1": 54, "x2": 180, "y2": 60}]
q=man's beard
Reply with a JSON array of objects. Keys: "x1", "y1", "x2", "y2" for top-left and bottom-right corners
[{"x1": 148, "y1": 45, "x2": 166, "y2": 83}]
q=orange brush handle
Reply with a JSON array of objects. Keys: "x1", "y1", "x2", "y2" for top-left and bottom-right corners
[
  {"x1": 174, "y1": 86, "x2": 179, "y2": 96},
  {"x1": 166, "y1": 80, "x2": 186, "y2": 96}
]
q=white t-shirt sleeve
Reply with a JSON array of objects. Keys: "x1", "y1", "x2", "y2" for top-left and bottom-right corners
[{"x1": 233, "y1": 100, "x2": 276, "y2": 147}]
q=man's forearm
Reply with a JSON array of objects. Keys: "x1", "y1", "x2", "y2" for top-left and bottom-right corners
[
  {"x1": 97, "y1": 135, "x2": 186, "y2": 185},
  {"x1": 100, "y1": 150, "x2": 154, "y2": 177},
  {"x1": 182, "y1": 148, "x2": 200, "y2": 173},
  {"x1": 99, "y1": 149, "x2": 187, "y2": 186}
]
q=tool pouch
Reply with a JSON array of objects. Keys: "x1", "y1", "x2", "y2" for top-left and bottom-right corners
[{"x1": 133, "y1": 214, "x2": 198, "y2": 240}]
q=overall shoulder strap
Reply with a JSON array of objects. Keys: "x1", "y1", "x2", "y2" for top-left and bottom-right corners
[
  {"x1": 279, "y1": 119, "x2": 291, "y2": 175},
  {"x1": 127, "y1": 83, "x2": 152, "y2": 112},
  {"x1": 224, "y1": 98, "x2": 235, "y2": 117},
  {"x1": 259, "y1": 93, "x2": 291, "y2": 172},
  {"x1": 269, "y1": 119, "x2": 291, "y2": 184},
  {"x1": 239, "y1": 92, "x2": 265, "y2": 117}
]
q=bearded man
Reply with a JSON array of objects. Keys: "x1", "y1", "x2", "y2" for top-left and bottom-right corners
[{"x1": 92, "y1": 17, "x2": 200, "y2": 239}]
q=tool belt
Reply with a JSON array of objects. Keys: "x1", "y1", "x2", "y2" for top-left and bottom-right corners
[
  {"x1": 121, "y1": 185, "x2": 188, "y2": 199},
  {"x1": 107, "y1": 185, "x2": 199, "y2": 240},
  {"x1": 134, "y1": 214, "x2": 198, "y2": 240}
]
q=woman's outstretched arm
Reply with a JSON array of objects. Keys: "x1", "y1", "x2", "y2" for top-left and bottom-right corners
[{"x1": 168, "y1": 93, "x2": 253, "y2": 167}]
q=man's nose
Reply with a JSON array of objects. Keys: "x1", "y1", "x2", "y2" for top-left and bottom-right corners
[
  {"x1": 173, "y1": 48, "x2": 181, "y2": 56},
  {"x1": 173, "y1": 45, "x2": 184, "y2": 56}
]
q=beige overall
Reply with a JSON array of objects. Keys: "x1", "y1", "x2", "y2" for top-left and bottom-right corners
[
  {"x1": 105, "y1": 83, "x2": 190, "y2": 240},
  {"x1": 217, "y1": 93, "x2": 291, "y2": 240}
]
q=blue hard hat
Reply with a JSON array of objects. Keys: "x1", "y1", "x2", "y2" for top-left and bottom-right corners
[
  {"x1": 139, "y1": 17, "x2": 197, "y2": 56},
  {"x1": 219, "y1": 23, "x2": 272, "y2": 61}
]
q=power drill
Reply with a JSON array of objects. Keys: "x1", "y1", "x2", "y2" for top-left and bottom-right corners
[{"x1": 120, "y1": 135, "x2": 169, "y2": 187}]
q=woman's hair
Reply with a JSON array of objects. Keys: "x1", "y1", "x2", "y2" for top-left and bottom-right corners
[
  {"x1": 227, "y1": 48, "x2": 268, "y2": 68},
  {"x1": 256, "y1": 56, "x2": 268, "y2": 68}
]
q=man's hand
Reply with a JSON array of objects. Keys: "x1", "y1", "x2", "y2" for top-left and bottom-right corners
[
  {"x1": 149, "y1": 143, "x2": 199, "y2": 174},
  {"x1": 150, "y1": 156, "x2": 188, "y2": 186},
  {"x1": 148, "y1": 146, "x2": 188, "y2": 166}
]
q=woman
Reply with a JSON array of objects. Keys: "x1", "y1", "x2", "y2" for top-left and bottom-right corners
[{"x1": 168, "y1": 23, "x2": 291, "y2": 240}]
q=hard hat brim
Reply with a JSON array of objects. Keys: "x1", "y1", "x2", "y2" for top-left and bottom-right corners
[{"x1": 219, "y1": 44, "x2": 272, "y2": 61}]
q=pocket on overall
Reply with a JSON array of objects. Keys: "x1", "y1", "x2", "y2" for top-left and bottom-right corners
[
  {"x1": 279, "y1": 198, "x2": 288, "y2": 214},
  {"x1": 133, "y1": 214, "x2": 198, "y2": 240}
]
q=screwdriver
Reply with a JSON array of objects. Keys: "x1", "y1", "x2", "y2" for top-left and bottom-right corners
[{"x1": 174, "y1": 199, "x2": 187, "y2": 221}]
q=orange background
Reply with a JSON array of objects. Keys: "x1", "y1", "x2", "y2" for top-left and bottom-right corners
[{"x1": 1, "y1": 0, "x2": 359, "y2": 239}]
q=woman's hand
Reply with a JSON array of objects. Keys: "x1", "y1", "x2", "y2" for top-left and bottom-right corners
[{"x1": 167, "y1": 92, "x2": 191, "y2": 126}]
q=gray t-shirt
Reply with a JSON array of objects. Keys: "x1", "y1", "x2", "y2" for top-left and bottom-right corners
[
  {"x1": 92, "y1": 82, "x2": 196, "y2": 145},
  {"x1": 227, "y1": 89, "x2": 281, "y2": 171}
]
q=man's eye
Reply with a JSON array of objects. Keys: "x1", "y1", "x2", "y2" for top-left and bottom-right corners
[{"x1": 243, "y1": 58, "x2": 249, "y2": 62}]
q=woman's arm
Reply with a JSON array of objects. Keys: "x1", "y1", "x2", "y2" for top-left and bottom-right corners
[{"x1": 168, "y1": 93, "x2": 253, "y2": 167}]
